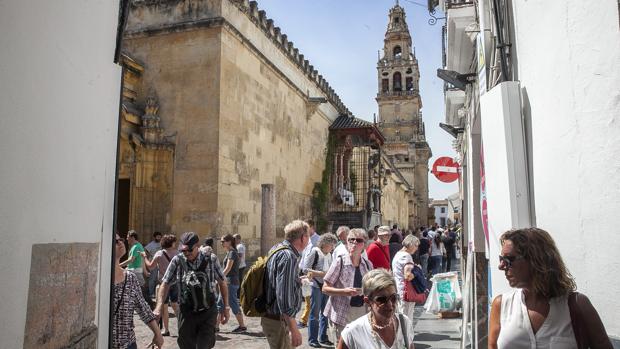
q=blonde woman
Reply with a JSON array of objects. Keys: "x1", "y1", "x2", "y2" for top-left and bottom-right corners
[{"x1": 338, "y1": 269, "x2": 415, "y2": 349}]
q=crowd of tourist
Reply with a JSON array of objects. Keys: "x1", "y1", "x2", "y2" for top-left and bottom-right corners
[{"x1": 111, "y1": 221, "x2": 612, "y2": 349}]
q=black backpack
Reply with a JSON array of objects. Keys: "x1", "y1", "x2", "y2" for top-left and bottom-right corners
[{"x1": 179, "y1": 256, "x2": 215, "y2": 313}]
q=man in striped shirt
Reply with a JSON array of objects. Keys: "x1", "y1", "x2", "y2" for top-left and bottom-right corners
[{"x1": 262, "y1": 220, "x2": 311, "y2": 349}]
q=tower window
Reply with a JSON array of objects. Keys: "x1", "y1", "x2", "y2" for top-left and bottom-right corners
[
  {"x1": 393, "y1": 46, "x2": 402, "y2": 59},
  {"x1": 393, "y1": 72, "x2": 402, "y2": 91},
  {"x1": 395, "y1": 17, "x2": 400, "y2": 23},
  {"x1": 382, "y1": 79, "x2": 389, "y2": 92},
  {"x1": 406, "y1": 77, "x2": 413, "y2": 91}
]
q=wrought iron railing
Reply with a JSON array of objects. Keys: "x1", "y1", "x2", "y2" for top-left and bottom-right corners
[{"x1": 377, "y1": 90, "x2": 419, "y2": 98}]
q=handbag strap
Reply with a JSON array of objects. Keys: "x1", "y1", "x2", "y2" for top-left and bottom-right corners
[
  {"x1": 114, "y1": 273, "x2": 128, "y2": 315},
  {"x1": 568, "y1": 291, "x2": 587, "y2": 349}
]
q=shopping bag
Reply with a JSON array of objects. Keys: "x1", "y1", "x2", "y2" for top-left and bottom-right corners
[{"x1": 424, "y1": 271, "x2": 461, "y2": 314}]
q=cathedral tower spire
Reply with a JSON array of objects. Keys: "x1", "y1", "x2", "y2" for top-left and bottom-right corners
[{"x1": 376, "y1": 4, "x2": 432, "y2": 228}]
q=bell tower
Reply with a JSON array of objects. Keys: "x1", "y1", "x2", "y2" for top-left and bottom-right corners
[{"x1": 376, "y1": 2, "x2": 432, "y2": 228}]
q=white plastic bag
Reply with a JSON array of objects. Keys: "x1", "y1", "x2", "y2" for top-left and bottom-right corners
[
  {"x1": 424, "y1": 271, "x2": 461, "y2": 314},
  {"x1": 301, "y1": 277, "x2": 312, "y2": 297}
]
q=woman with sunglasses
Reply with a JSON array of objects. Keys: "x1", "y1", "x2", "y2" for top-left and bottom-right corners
[
  {"x1": 113, "y1": 234, "x2": 164, "y2": 349},
  {"x1": 338, "y1": 269, "x2": 415, "y2": 349},
  {"x1": 217, "y1": 234, "x2": 246, "y2": 333},
  {"x1": 489, "y1": 228, "x2": 612, "y2": 349},
  {"x1": 323, "y1": 228, "x2": 373, "y2": 341}
]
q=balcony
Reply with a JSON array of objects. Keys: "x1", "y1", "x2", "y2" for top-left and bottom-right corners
[
  {"x1": 445, "y1": 88, "x2": 466, "y2": 126},
  {"x1": 441, "y1": 0, "x2": 477, "y2": 74},
  {"x1": 377, "y1": 89, "x2": 419, "y2": 98},
  {"x1": 378, "y1": 56, "x2": 415, "y2": 67},
  {"x1": 429, "y1": 0, "x2": 474, "y2": 12}
]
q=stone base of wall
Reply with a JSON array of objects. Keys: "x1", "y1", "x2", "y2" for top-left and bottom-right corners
[{"x1": 24, "y1": 243, "x2": 99, "y2": 349}]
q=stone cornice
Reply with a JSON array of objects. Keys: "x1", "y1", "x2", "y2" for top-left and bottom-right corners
[{"x1": 229, "y1": 0, "x2": 351, "y2": 116}]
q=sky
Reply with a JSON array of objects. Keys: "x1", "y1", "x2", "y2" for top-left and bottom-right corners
[{"x1": 257, "y1": 0, "x2": 458, "y2": 200}]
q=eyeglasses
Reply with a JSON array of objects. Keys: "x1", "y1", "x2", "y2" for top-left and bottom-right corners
[
  {"x1": 498, "y1": 255, "x2": 523, "y2": 269},
  {"x1": 372, "y1": 293, "x2": 399, "y2": 305},
  {"x1": 115, "y1": 238, "x2": 124, "y2": 244},
  {"x1": 181, "y1": 246, "x2": 195, "y2": 254},
  {"x1": 347, "y1": 237, "x2": 365, "y2": 244}
]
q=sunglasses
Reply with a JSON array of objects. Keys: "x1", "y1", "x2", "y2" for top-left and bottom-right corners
[
  {"x1": 372, "y1": 293, "x2": 399, "y2": 305},
  {"x1": 181, "y1": 245, "x2": 196, "y2": 254},
  {"x1": 498, "y1": 254, "x2": 523, "y2": 269},
  {"x1": 348, "y1": 237, "x2": 365, "y2": 244},
  {"x1": 115, "y1": 238, "x2": 124, "y2": 244}
]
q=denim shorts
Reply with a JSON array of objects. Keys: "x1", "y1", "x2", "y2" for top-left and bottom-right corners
[{"x1": 167, "y1": 285, "x2": 178, "y2": 304}]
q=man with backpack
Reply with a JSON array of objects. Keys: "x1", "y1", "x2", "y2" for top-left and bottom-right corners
[
  {"x1": 154, "y1": 232, "x2": 229, "y2": 349},
  {"x1": 261, "y1": 220, "x2": 310, "y2": 348}
]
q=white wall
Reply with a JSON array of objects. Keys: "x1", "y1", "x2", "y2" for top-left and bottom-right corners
[
  {"x1": 511, "y1": 0, "x2": 620, "y2": 337},
  {"x1": 0, "y1": 0, "x2": 121, "y2": 347},
  {"x1": 434, "y1": 205, "x2": 449, "y2": 225}
]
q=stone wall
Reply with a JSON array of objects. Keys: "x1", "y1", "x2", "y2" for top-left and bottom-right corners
[
  {"x1": 380, "y1": 160, "x2": 410, "y2": 228},
  {"x1": 123, "y1": 0, "x2": 343, "y2": 260}
]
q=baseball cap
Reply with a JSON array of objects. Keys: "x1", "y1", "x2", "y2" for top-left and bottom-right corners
[{"x1": 179, "y1": 232, "x2": 199, "y2": 251}]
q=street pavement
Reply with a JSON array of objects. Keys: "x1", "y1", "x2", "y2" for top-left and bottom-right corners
[{"x1": 135, "y1": 302, "x2": 461, "y2": 348}]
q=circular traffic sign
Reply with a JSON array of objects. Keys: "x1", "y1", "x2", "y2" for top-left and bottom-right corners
[{"x1": 431, "y1": 157, "x2": 460, "y2": 183}]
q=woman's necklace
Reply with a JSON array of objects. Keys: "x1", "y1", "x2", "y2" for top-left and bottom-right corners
[
  {"x1": 368, "y1": 313, "x2": 396, "y2": 348},
  {"x1": 370, "y1": 312, "x2": 394, "y2": 330}
]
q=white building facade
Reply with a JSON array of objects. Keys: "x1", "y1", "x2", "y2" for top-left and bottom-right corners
[
  {"x1": 431, "y1": 0, "x2": 620, "y2": 347},
  {"x1": 0, "y1": 1, "x2": 121, "y2": 347},
  {"x1": 430, "y1": 199, "x2": 449, "y2": 227}
]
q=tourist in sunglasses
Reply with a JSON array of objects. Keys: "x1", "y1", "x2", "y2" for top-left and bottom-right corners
[
  {"x1": 489, "y1": 228, "x2": 612, "y2": 349},
  {"x1": 338, "y1": 269, "x2": 415, "y2": 349},
  {"x1": 323, "y1": 228, "x2": 373, "y2": 341}
]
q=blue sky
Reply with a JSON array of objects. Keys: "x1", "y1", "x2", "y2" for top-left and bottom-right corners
[{"x1": 257, "y1": 0, "x2": 458, "y2": 200}]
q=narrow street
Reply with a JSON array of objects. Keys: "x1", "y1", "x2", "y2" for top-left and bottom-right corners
[
  {"x1": 135, "y1": 304, "x2": 461, "y2": 349},
  {"x1": 135, "y1": 261, "x2": 463, "y2": 348}
]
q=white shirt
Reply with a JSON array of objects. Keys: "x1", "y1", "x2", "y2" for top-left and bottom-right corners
[
  {"x1": 341, "y1": 313, "x2": 414, "y2": 349},
  {"x1": 333, "y1": 242, "x2": 348, "y2": 259},
  {"x1": 430, "y1": 240, "x2": 445, "y2": 257},
  {"x1": 497, "y1": 289, "x2": 578, "y2": 349},
  {"x1": 237, "y1": 243, "x2": 246, "y2": 268},
  {"x1": 391, "y1": 251, "x2": 413, "y2": 298}
]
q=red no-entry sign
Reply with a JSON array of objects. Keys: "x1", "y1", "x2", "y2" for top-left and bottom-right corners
[{"x1": 431, "y1": 157, "x2": 460, "y2": 183}]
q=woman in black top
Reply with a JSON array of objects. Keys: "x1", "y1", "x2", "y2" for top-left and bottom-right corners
[{"x1": 218, "y1": 234, "x2": 246, "y2": 333}]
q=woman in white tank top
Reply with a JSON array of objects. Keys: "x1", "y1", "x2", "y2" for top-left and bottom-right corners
[{"x1": 488, "y1": 228, "x2": 612, "y2": 349}]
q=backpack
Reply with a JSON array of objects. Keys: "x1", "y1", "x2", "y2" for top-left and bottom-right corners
[
  {"x1": 240, "y1": 246, "x2": 289, "y2": 317},
  {"x1": 179, "y1": 256, "x2": 215, "y2": 313}
]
